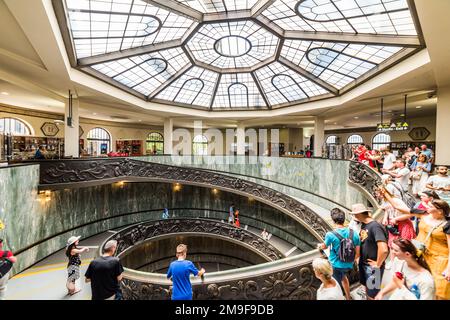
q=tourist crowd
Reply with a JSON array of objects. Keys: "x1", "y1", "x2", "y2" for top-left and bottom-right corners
[
  {"x1": 314, "y1": 194, "x2": 449, "y2": 300},
  {"x1": 314, "y1": 143, "x2": 449, "y2": 300}
]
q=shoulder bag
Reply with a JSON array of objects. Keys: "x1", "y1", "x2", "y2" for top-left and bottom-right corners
[{"x1": 411, "y1": 220, "x2": 446, "y2": 253}]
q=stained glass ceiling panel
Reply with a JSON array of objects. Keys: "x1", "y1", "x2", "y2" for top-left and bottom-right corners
[
  {"x1": 262, "y1": 0, "x2": 417, "y2": 35},
  {"x1": 156, "y1": 66, "x2": 219, "y2": 107},
  {"x1": 187, "y1": 20, "x2": 279, "y2": 70},
  {"x1": 91, "y1": 47, "x2": 191, "y2": 96},
  {"x1": 212, "y1": 73, "x2": 267, "y2": 109},
  {"x1": 255, "y1": 62, "x2": 329, "y2": 105},
  {"x1": 176, "y1": 0, "x2": 260, "y2": 13},
  {"x1": 65, "y1": 0, "x2": 197, "y2": 58},
  {"x1": 59, "y1": 0, "x2": 423, "y2": 110},
  {"x1": 281, "y1": 40, "x2": 403, "y2": 89}
]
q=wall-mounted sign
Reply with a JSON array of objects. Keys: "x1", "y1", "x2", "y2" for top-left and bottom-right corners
[
  {"x1": 408, "y1": 127, "x2": 430, "y2": 140},
  {"x1": 79, "y1": 125, "x2": 84, "y2": 137},
  {"x1": 376, "y1": 121, "x2": 409, "y2": 132},
  {"x1": 41, "y1": 122, "x2": 60, "y2": 136}
]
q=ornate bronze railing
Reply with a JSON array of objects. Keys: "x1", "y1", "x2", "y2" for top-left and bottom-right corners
[
  {"x1": 38, "y1": 158, "x2": 331, "y2": 240},
  {"x1": 107, "y1": 218, "x2": 284, "y2": 262},
  {"x1": 348, "y1": 160, "x2": 417, "y2": 221},
  {"x1": 100, "y1": 219, "x2": 324, "y2": 300},
  {"x1": 348, "y1": 161, "x2": 383, "y2": 209}
]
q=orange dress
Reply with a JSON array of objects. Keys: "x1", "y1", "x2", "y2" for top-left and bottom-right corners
[{"x1": 416, "y1": 219, "x2": 450, "y2": 299}]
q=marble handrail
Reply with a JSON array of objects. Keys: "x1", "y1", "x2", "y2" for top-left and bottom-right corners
[{"x1": 99, "y1": 218, "x2": 358, "y2": 300}]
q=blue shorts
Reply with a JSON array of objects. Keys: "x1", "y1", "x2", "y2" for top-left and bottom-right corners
[
  {"x1": 358, "y1": 263, "x2": 385, "y2": 298},
  {"x1": 332, "y1": 267, "x2": 352, "y2": 286}
]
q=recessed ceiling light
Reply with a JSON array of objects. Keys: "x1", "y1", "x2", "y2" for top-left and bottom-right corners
[
  {"x1": 334, "y1": 122, "x2": 337, "y2": 125},
  {"x1": 416, "y1": 106, "x2": 422, "y2": 109},
  {"x1": 93, "y1": 112, "x2": 97, "y2": 115},
  {"x1": 354, "y1": 117, "x2": 359, "y2": 119},
  {"x1": 1, "y1": 92, "x2": 9, "y2": 95},
  {"x1": 138, "y1": 120, "x2": 142, "y2": 122}
]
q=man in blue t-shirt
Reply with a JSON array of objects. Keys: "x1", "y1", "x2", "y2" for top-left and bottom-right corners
[
  {"x1": 167, "y1": 244, "x2": 205, "y2": 300},
  {"x1": 318, "y1": 208, "x2": 360, "y2": 300}
]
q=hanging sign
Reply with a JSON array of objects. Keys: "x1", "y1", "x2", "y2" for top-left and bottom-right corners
[{"x1": 376, "y1": 121, "x2": 409, "y2": 132}]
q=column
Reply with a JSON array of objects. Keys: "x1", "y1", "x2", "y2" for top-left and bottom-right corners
[
  {"x1": 236, "y1": 123, "x2": 245, "y2": 156},
  {"x1": 436, "y1": 86, "x2": 450, "y2": 164},
  {"x1": 164, "y1": 118, "x2": 173, "y2": 155},
  {"x1": 64, "y1": 97, "x2": 79, "y2": 158},
  {"x1": 313, "y1": 116, "x2": 325, "y2": 157}
]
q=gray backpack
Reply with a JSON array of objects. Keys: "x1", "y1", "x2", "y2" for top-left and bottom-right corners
[{"x1": 332, "y1": 229, "x2": 356, "y2": 263}]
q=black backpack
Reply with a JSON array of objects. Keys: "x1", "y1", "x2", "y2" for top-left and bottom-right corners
[
  {"x1": 0, "y1": 251, "x2": 13, "y2": 279},
  {"x1": 332, "y1": 229, "x2": 356, "y2": 263}
]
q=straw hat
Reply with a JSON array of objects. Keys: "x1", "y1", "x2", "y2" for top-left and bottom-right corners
[
  {"x1": 348, "y1": 203, "x2": 372, "y2": 215},
  {"x1": 66, "y1": 235, "x2": 81, "y2": 247}
]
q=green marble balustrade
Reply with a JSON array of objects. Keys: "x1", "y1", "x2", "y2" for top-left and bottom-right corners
[
  {"x1": 0, "y1": 164, "x2": 318, "y2": 274},
  {"x1": 133, "y1": 156, "x2": 366, "y2": 210}
]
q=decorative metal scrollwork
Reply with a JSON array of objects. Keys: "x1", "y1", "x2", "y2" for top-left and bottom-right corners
[
  {"x1": 348, "y1": 161, "x2": 383, "y2": 205},
  {"x1": 104, "y1": 218, "x2": 284, "y2": 261},
  {"x1": 39, "y1": 158, "x2": 331, "y2": 238},
  {"x1": 103, "y1": 218, "x2": 332, "y2": 300}
]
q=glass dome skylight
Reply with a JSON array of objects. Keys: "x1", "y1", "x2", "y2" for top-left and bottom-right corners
[{"x1": 57, "y1": 0, "x2": 424, "y2": 110}]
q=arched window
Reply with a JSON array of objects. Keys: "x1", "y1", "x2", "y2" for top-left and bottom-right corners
[
  {"x1": 87, "y1": 127, "x2": 111, "y2": 156},
  {"x1": 372, "y1": 133, "x2": 391, "y2": 150},
  {"x1": 192, "y1": 135, "x2": 208, "y2": 155},
  {"x1": 0, "y1": 117, "x2": 31, "y2": 135},
  {"x1": 347, "y1": 134, "x2": 363, "y2": 145},
  {"x1": 146, "y1": 132, "x2": 164, "y2": 155},
  {"x1": 325, "y1": 135, "x2": 337, "y2": 145},
  {"x1": 228, "y1": 82, "x2": 248, "y2": 108},
  {"x1": 272, "y1": 74, "x2": 308, "y2": 102},
  {"x1": 174, "y1": 78, "x2": 204, "y2": 105}
]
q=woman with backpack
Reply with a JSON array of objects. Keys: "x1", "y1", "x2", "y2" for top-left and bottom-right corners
[{"x1": 318, "y1": 208, "x2": 360, "y2": 300}]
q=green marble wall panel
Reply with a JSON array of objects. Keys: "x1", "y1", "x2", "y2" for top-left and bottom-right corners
[
  {"x1": 0, "y1": 165, "x2": 316, "y2": 274},
  {"x1": 134, "y1": 156, "x2": 366, "y2": 210}
]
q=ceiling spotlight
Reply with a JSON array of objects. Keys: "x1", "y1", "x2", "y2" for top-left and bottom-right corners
[
  {"x1": 334, "y1": 122, "x2": 337, "y2": 125},
  {"x1": 416, "y1": 106, "x2": 422, "y2": 109},
  {"x1": 138, "y1": 120, "x2": 142, "y2": 122},
  {"x1": 354, "y1": 117, "x2": 359, "y2": 119},
  {"x1": 93, "y1": 112, "x2": 97, "y2": 115},
  {"x1": 1, "y1": 92, "x2": 9, "y2": 95}
]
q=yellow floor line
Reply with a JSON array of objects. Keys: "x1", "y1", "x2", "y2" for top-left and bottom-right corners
[
  {"x1": 27, "y1": 261, "x2": 69, "y2": 270},
  {"x1": 13, "y1": 261, "x2": 92, "y2": 279}
]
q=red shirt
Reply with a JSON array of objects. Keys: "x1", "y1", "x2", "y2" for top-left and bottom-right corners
[{"x1": 0, "y1": 250, "x2": 13, "y2": 258}]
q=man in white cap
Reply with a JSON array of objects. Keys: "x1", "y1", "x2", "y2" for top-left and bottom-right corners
[
  {"x1": 349, "y1": 203, "x2": 389, "y2": 300},
  {"x1": 85, "y1": 240, "x2": 124, "y2": 300}
]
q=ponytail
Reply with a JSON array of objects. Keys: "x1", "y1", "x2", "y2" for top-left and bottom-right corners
[{"x1": 393, "y1": 238, "x2": 431, "y2": 272}]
